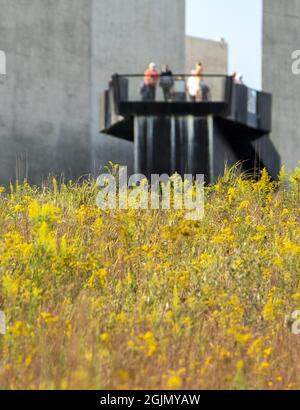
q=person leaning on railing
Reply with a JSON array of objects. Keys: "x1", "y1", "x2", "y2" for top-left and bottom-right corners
[
  {"x1": 187, "y1": 69, "x2": 202, "y2": 102},
  {"x1": 186, "y1": 62, "x2": 211, "y2": 102},
  {"x1": 159, "y1": 64, "x2": 174, "y2": 102},
  {"x1": 233, "y1": 72, "x2": 244, "y2": 85},
  {"x1": 196, "y1": 62, "x2": 211, "y2": 102},
  {"x1": 140, "y1": 62, "x2": 159, "y2": 102}
]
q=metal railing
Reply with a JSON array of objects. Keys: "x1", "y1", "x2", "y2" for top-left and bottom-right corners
[{"x1": 112, "y1": 74, "x2": 232, "y2": 104}]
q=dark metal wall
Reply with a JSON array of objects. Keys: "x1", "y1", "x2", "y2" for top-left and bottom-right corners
[
  {"x1": 134, "y1": 116, "x2": 212, "y2": 180},
  {"x1": 133, "y1": 116, "x2": 281, "y2": 183}
]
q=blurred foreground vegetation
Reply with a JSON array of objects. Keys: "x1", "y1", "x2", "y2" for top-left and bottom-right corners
[{"x1": 0, "y1": 165, "x2": 300, "y2": 389}]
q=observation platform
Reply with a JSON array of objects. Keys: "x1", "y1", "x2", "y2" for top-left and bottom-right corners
[{"x1": 100, "y1": 74, "x2": 280, "y2": 183}]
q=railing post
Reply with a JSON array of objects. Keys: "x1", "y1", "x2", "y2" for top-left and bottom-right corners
[{"x1": 111, "y1": 74, "x2": 121, "y2": 116}]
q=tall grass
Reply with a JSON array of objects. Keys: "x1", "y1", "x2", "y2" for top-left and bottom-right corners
[{"x1": 0, "y1": 165, "x2": 300, "y2": 389}]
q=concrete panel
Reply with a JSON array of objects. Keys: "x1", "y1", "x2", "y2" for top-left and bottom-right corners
[
  {"x1": 0, "y1": 0, "x2": 186, "y2": 184},
  {"x1": 0, "y1": 0, "x2": 91, "y2": 184},
  {"x1": 0, "y1": 50, "x2": 6, "y2": 75},
  {"x1": 263, "y1": 0, "x2": 300, "y2": 170},
  {"x1": 91, "y1": 0, "x2": 186, "y2": 176},
  {"x1": 185, "y1": 36, "x2": 228, "y2": 74}
]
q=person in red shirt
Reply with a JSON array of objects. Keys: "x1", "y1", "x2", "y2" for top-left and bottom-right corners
[{"x1": 141, "y1": 62, "x2": 159, "y2": 101}]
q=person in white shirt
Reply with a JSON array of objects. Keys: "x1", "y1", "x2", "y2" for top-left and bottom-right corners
[
  {"x1": 233, "y1": 72, "x2": 244, "y2": 85},
  {"x1": 187, "y1": 70, "x2": 202, "y2": 102}
]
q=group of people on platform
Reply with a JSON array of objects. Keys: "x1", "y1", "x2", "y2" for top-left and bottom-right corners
[
  {"x1": 140, "y1": 61, "x2": 211, "y2": 102},
  {"x1": 140, "y1": 62, "x2": 244, "y2": 102}
]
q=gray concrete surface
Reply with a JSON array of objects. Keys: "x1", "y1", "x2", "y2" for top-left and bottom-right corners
[
  {"x1": 0, "y1": 50, "x2": 6, "y2": 75},
  {"x1": 0, "y1": 0, "x2": 92, "y2": 183},
  {"x1": 185, "y1": 36, "x2": 228, "y2": 103},
  {"x1": 0, "y1": 0, "x2": 186, "y2": 184},
  {"x1": 185, "y1": 36, "x2": 228, "y2": 75},
  {"x1": 263, "y1": 0, "x2": 300, "y2": 171},
  {"x1": 91, "y1": 0, "x2": 186, "y2": 177}
]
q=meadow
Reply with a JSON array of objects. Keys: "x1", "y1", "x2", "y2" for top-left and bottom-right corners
[{"x1": 0, "y1": 165, "x2": 300, "y2": 390}]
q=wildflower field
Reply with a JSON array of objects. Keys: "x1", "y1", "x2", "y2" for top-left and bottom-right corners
[{"x1": 0, "y1": 165, "x2": 300, "y2": 390}]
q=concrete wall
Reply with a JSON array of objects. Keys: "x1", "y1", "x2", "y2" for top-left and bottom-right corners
[
  {"x1": 91, "y1": 0, "x2": 186, "y2": 176},
  {"x1": 0, "y1": 0, "x2": 186, "y2": 184},
  {"x1": 185, "y1": 36, "x2": 228, "y2": 74},
  {"x1": 0, "y1": 0, "x2": 92, "y2": 183},
  {"x1": 263, "y1": 0, "x2": 300, "y2": 170},
  {"x1": 0, "y1": 50, "x2": 6, "y2": 75},
  {"x1": 185, "y1": 36, "x2": 228, "y2": 102}
]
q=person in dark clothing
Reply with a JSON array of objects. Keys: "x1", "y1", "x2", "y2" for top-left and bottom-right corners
[{"x1": 159, "y1": 64, "x2": 174, "y2": 101}]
